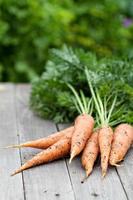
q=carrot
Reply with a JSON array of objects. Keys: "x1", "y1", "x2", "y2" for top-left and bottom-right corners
[
  {"x1": 68, "y1": 84, "x2": 94, "y2": 163},
  {"x1": 86, "y1": 69, "x2": 117, "y2": 177},
  {"x1": 81, "y1": 129, "x2": 99, "y2": 177},
  {"x1": 109, "y1": 124, "x2": 133, "y2": 166},
  {"x1": 6, "y1": 126, "x2": 74, "y2": 149},
  {"x1": 70, "y1": 114, "x2": 94, "y2": 162},
  {"x1": 99, "y1": 126, "x2": 113, "y2": 177},
  {"x1": 11, "y1": 131, "x2": 72, "y2": 176}
]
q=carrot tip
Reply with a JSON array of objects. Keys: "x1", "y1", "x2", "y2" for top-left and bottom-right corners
[
  {"x1": 86, "y1": 168, "x2": 92, "y2": 177},
  {"x1": 81, "y1": 176, "x2": 87, "y2": 183},
  {"x1": 102, "y1": 174, "x2": 106, "y2": 178},
  {"x1": 69, "y1": 157, "x2": 72, "y2": 164},
  {"x1": 81, "y1": 169, "x2": 92, "y2": 183},
  {"x1": 4, "y1": 144, "x2": 21, "y2": 149},
  {"x1": 111, "y1": 163, "x2": 122, "y2": 167},
  {"x1": 11, "y1": 171, "x2": 18, "y2": 176},
  {"x1": 102, "y1": 171, "x2": 106, "y2": 178},
  {"x1": 69, "y1": 153, "x2": 75, "y2": 164},
  {"x1": 11, "y1": 168, "x2": 22, "y2": 176}
]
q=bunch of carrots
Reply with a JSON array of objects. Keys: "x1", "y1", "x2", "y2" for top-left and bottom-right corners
[{"x1": 6, "y1": 69, "x2": 133, "y2": 179}]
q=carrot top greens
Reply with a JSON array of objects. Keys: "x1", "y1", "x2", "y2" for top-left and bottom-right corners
[
  {"x1": 30, "y1": 46, "x2": 133, "y2": 124},
  {"x1": 67, "y1": 84, "x2": 93, "y2": 115},
  {"x1": 85, "y1": 69, "x2": 121, "y2": 127}
]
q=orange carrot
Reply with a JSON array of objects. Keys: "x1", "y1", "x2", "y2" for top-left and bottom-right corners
[
  {"x1": 86, "y1": 70, "x2": 117, "y2": 177},
  {"x1": 70, "y1": 114, "x2": 94, "y2": 162},
  {"x1": 81, "y1": 129, "x2": 99, "y2": 177},
  {"x1": 99, "y1": 126, "x2": 113, "y2": 177},
  {"x1": 109, "y1": 124, "x2": 133, "y2": 166},
  {"x1": 67, "y1": 84, "x2": 94, "y2": 163},
  {"x1": 11, "y1": 131, "x2": 72, "y2": 176},
  {"x1": 7, "y1": 126, "x2": 74, "y2": 149}
]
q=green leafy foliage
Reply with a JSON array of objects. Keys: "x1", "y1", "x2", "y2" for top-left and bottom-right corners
[
  {"x1": 0, "y1": 0, "x2": 133, "y2": 81},
  {"x1": 30, "y1": 46, "x2": 133, "y2": 123}
]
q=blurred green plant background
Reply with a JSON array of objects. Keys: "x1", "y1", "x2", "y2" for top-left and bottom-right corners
[{"x1": 0, "y1": 0, "x2": 133, "y2": 82}]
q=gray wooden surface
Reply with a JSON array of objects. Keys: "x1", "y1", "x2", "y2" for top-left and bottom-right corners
[{"x1": 0, "y1": 84, "x2": 132, "y2": 200}]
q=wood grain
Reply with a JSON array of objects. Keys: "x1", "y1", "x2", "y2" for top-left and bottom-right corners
[
  {"x1": 0, "y1": 84, "x2": 24, "y2": 200},
  {"x1": 116, "y1": 148, "x2": 133, "y2": 200},
  {"x1": 0, "y1": 84, "x2": 132, "y2": 200},
  {"x1": 15, "y1": 85, "x2": 75, "y2": 200}
]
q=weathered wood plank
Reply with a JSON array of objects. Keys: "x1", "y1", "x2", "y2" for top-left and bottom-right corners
[
  {"x1": 0, "y1": 84, "x2": 24, "y2": 200},
  {"x1": 116, "y1": 148, "x2": 133, "y2": 200},
  {"x1": 58, "y1": 124, "x2": 128, "y2": 200},
  {"x1": 15, "y1": 85, "x2": 75, "y2": 200}
]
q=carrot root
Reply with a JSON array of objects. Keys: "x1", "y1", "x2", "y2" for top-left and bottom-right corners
[
  {"x1": 70, "y1": 114, "x2": 94, "y2": 162},
  {"x1": 81, "y1": 129, "x2": 99, "y2": 178},
  {"x1": 81, "y1": 167, "x2": 93, "y2": 183},
  {"x1": 69, "y1": 155, "x2": 73, "y2": 164},
  {"x1": 69, "y1": 151, "x2": 77, "y2": 164},
  {"x1": 99, "y1": 126, "x2": 113, "y2": 177},
  {"x1": 102, "y1": 171, "x2": 106, "y2": 178},
  {"x1": 109, "y1": 124, "x2": 133, "y2": 166},
  {"x1": 11, "y1": 165, "x2": 26, "y2": 176},
  {"x1": 110, "y1": 163, "x2": 122, "y2": 167},
  {"x1": 7, "y1": 126, "x2": 74, "y2": 150},
  {"x1": 11, "y1": 132, "x2": 72, "y2": 176},
  {"x1": 86, "y1": 167, "x2": 93, "y2": 177},
  {"x1": 4, "y1": 144, "x2": 23, "y2": 149}
]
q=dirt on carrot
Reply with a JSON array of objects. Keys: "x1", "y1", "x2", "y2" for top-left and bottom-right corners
[
  {"x1": 109, "y1": 124, "x2": 133, "y2": 166},
  {"x1": 99, "y1": 126, "x2": 113, "y2": 177},
  {"x1": 7, "y1": 126, "x2": 74, "y2": 149},
  {"x1": 11, "y1": 132, "x2": 72, "y2": 176},
  {"x1": 85, "y1": 69, "x2": 118, "y2": 177},
  {"x1": 70, "y1": 114, "x2": 94, "y2": 163},
  {"x1": 81, "y1": 129, "x2": 99, "y2": 178}
]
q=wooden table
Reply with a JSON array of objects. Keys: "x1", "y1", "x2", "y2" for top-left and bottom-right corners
[{"x1": 0, "y1": 84, "x2": 132, "y2": 200}]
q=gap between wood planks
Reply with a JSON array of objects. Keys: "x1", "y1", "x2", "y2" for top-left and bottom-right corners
[
  {"x1": 115, "y1": 168, "x2": 129, "y2": 200},
  {"x1": 14, "y1": 85, "x2": 26, "y2": 200},
  {"x1": 13, "y1": 84, "x2": 75, "y2": 200},
  {"x1": 56, "y1": 124, "x2": 76, "y2": 200}
]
